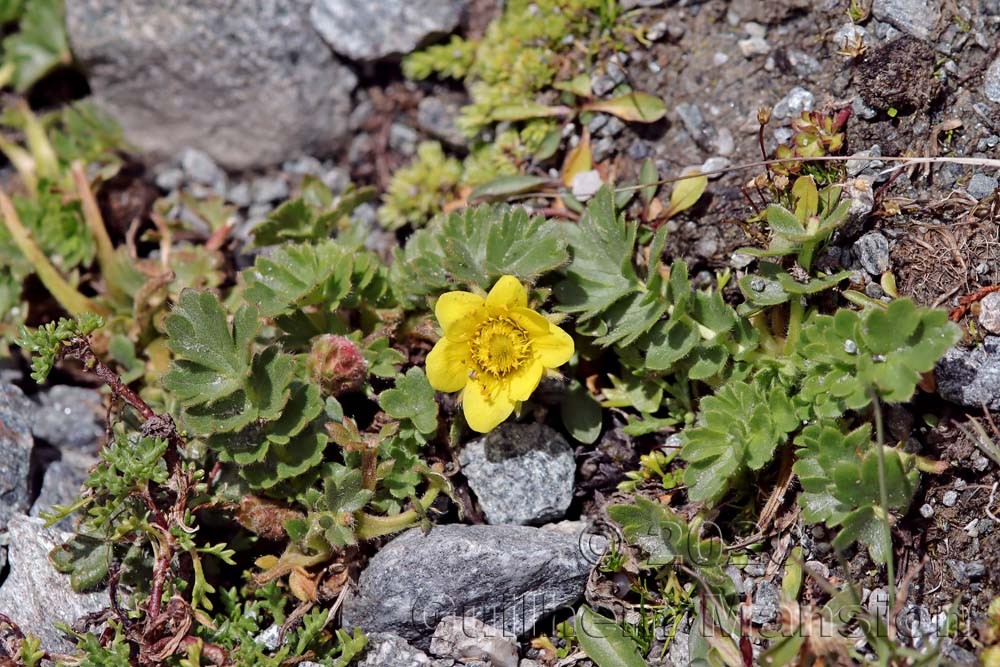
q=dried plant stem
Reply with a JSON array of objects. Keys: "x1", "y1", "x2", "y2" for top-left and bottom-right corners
[
  {"x1": 0, "y1": 188, "x2": 107, "y2": 316},
  {"x1": 72, "y1": 161, "x2": 124, "y2": 299}
]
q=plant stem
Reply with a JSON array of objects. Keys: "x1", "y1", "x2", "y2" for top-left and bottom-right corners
[
  {"x1": 868, "y1": 390, "x2": 896, "y2": 618},
  {"x1": 72, "y1": 161, "x2": 124, "y2": 300},
  {"x1": 354, "y1": 487, "x2": 441, "y2": 540},
  {"x1": 0, "y1": 188, "x2": 107, "y2": 317},
  {"x1": 784, "y1": 298, "x2": 804, "y2": 355}
]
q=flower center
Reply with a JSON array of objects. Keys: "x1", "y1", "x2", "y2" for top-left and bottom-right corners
[{"x1": 471, "y1": 316, "x2": 531, "y2": 379}]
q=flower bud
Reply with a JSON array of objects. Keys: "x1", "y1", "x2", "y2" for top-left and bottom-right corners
[{"x1": 307, "y1": 334, "x2": 367, "y2": 396}]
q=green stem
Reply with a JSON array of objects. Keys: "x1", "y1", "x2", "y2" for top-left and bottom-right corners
[
  {"x1": 354, "y1": 487, "x2": 441, "y2": 540},
  {"x1": 869, "y1": 390, "x2": 896, "y2": 617},
  {"x1": 784, "y1": 298, "x2": 804, "y2": 355},
  {"x1": 0, "y1": 136, "x2": 37, "y2": 194},
  {"x1": 19, "y1": 101, "x2": 59, "y2": 182},
  {"x1": 0, "y1": 188, "x2": 106, "y2": 317},
  {"x1": 72, "y1": 161, "x2": 123, "y2": 300}
]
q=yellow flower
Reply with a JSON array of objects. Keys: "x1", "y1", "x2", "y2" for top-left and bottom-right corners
[{"x1": 426, "y1": 275, "x2": 574, "y2": 433}]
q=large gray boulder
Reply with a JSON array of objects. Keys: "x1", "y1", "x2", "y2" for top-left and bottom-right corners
[
  {"x1": 66, "y1": 0, "x2": 357, "y2": 170},
  {"x1": 459, "y1": 423, "x2": 575, "y2": 526},
  {"x1": 0, "y1": 515, "x2": 106, "y2": 653},
  {"x1": 310, "y1": 0, "x2": 465, "y2": 62},
  {"x1": 341, "y1": 524, "x2": 602, "y2": 649},
  {"x1": 0, "y1": 382, "x2": 33, "y2": 533}
]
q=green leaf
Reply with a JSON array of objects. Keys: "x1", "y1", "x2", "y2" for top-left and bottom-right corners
[
  {"x1": 561, "y1": 381, "x2": 603, "y2": 444},
  {"x1": 607, "y1": 497, "x2": 732, "y2": 594},
  {"x1": 645, "y1": 318, "x2": 698, "y2": 370},
  {"x1": 250, "y1": 184, "x2": 375, "y2": 247},
  {"x1": 3, "y1": 0, "x2": 70, "y2": 92},
  {"x1": 681, "y1": 377, "x2": 797, "y2": 503},
  {"x1": 243, "y1": 241, "x2": 354, "y2": 318},
  {"x1": 469, "y1": 174, "x2": 550, "y2": 201},
  {"x1": 379, "y1": 367, "x2": 439, "y2": 434},
  {"x1": 793, "y1": 421, "x2": 918, "y2": 564},
  {"x1": 555, "y1": 186, "x2": 641, "y2": 322},
  {"x1": 639, "y1": 158, "x2": 658, "y2": 206},
  {"x1": 585, "y1": 92, "x2": 667, "y2": 123},
  {"x1": 575, "y1": 606, "x2": 647, "y2": 667},
  {"x1": 392, "y1": 204, "x2": 568, "y2": 307},
  {"x1": 163, "y1": 290, "x2": 258, "y2": 405}
]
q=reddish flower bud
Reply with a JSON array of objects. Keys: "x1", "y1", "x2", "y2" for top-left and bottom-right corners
[{"x1": 307, "y1": 335, "x2": 367, "y2": 396}]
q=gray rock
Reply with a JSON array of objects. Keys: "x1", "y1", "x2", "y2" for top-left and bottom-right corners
[
  {"x1": 227, "y1": 182, "x2": 253, "y2": 208},
  {"x1": 429, "y1": 616, "x2": 518, "y2": 667},
  {"x1": 67, "y1": 1, "x2": 357, "y2": 169},
  {"x1": 942, "y1": 490, "x2": 958, "y2": 507},
  {"x1": 363, "y1": 632, "x2": 432, "y2": 666},
  {"x1": 417, "y1": 96, "x2": 467, "y2": 148},
  {"x1": 738, "y1": 36, "x2": 770, "y2": 57},
  {"x1": 773, "y1": 87, "x2": 814, "y2": 120},
  {"x1": 668, "y1": 629, "x2": 691, "y2": 666},
  {"x1": 341, "y1": 524, "x2": 597, "y2": 648},
  {"x1": 872, "y1": 0, "x2": 942, "y2": 40},
  {"x1": 936, "y1": 337, "x2": 1000, "y2": 410},
  {"x1": 833, "y1": 23, "x2": 870, "y2": 51},
  {"x1": 459, "y1": 423, "x2": 575, "y2": 526},
  {"x1": 986, "y1": 55, "x2": 1000, "y2": 103},
  {"x1": 967, "y1": 172, "x2": 998, "y2": 200},
  {"x1": 180, "y1": 148, "x2": 226, "y2": 190},
  {"x1": 310, "y1": 0, "x2": 465, "y2": 62},
  {"x1": 282, "y1": 155, "x2": 325, "y2": 177},
  {"x1": 674, "y1": 103, "x2": 716, "y2": 152},
  {"x1": 0, "y1": 382, "x2": 33, "y2": 531},
  {"x1": 752, "y1": 580, "x2": 780, "y2": 624},
  {"x1": 31, "y1": 385, "x2": 105, "y2": 451},
  {"x1": 389, "y1": 123, "x2": 421, "y2": 158},
  {"x1": 620, "y1": 0, "x2": 667, "y2": 7},
  {"x1": 30, "y1": 452, "x2": 96, "y2": 531},
  {"x1": 154, "y1": 167, "x2": 185, "y2": 192},
  {"x1": 919, "y1": 503, "x2": 934, "y2": 518},
  {"x1": 853, "y1": 232, "x2": 890, "y2": 275},
  {"x1": 250, "y1": 175, "x2": 290, "y2": 204},
  {"x1": 255, "y1": 624, "x2": 283, "y2": 652},
  {"x1": 571, "y1": 170, "x2": 604, "y2": 203},
  {"x1": 979, "y1": 292, "x2": 1000, "y2": 335},
  {"x1": 0, "y1": 515, "x2": 106, "y2": 652}
]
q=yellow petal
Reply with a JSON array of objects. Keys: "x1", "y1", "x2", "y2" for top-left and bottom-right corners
[
  {"x1": 486, "y1": 275, "x2": 527, "y2": 309},
  {"x1": 534, "y1": 323, "x2": 575, "y2": 368},
  {"x1": 426, "y1": 338, "x2": 471, "y2": 392},
  {"x1": 512, "y1": 308, "x2": 575, "y2": 368},
  {"x1": 436, "y1": 291, "x2": 485, "y2": 337},
  {"x1": 507, "y1": 360, "x2": 544, "y2": 402},
  {"x1": 463, "y1": 379, "x2": 516, "y2": 433}
]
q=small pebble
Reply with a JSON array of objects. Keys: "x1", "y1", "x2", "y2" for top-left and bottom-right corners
[
  {"x1": 571, "y1": 170, "x2": 604, "y2": 201},
  {"x1": 773, "y1": 87, "x2": 815, "y2": 120},
  {"x1": 942, "y1": 490, "x2": 958, "y2": 507},
  {"x1": 853, "y1": 232, "x2": 890, "y2": 276},
  {"x1": 967, "y1": 172, "x2": 998, "y2": 200},
  {"x1": 739, "y1": 37, "x2": 770, "y2": 57},
  {"x1": 978, "y1": 292, "x2": 1000, "y2": 334},
  {"x1": 919, "y1": 503, "x2": 934, "y2": 518}
]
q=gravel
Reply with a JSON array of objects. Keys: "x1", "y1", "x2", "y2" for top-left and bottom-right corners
[
  {"x1": 942, "y1": 490, "x2": 958, "y2": 507},
  {"x1": 458, "y1": 423, "x2": 575, "y2": 526},
  {"x1": 67, "y1": 0, "x2": 357, "y2": 169},
  {"x1": 417, "y1": 95, "x2": 467, "y2": 148},
  {"x1": 310, "y1": 0, "x2": 466, "y2": 62},
  {"x1": 674, "y1": 103, "x2": 717, "y2": 152},
  {"x1": 571, "y1": 170, "x2": 605, "y2": 202},
  {"x1": 341, "y1": 523, "x2": 601, "y2": 648},
  {"x1": 250, "y1": 175, "x2": 290, "y2": 204}
]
